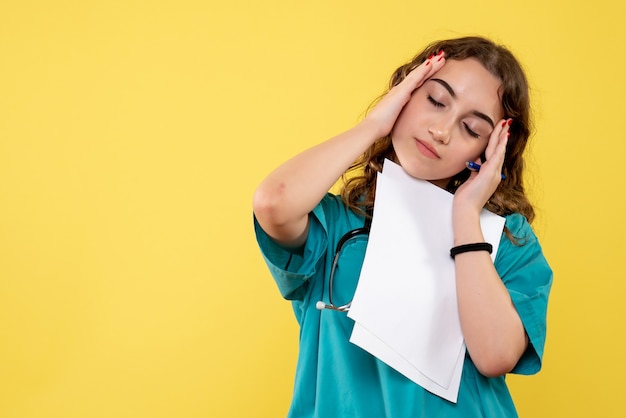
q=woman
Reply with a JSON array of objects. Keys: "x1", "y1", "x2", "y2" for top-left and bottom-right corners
[{"x1": 253, "y1": 36, "x2": 552, "y2": 417}]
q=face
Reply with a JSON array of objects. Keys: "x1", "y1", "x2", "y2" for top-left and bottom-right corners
[{"x1": 391, "y1": 58, "x2": 504, "y2": 188}]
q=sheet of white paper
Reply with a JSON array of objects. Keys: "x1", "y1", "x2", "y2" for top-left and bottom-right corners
[
  {"x1": 348, "y1": 159, "x2": 505, "y2": 401},
  {"x1": 350, "y1": 323, "x2": 464, "y2": 403}
]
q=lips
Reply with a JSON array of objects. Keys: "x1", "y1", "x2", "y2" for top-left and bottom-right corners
[{"x1": 415, "y1": 139, "x2": 440, "y2": 159}]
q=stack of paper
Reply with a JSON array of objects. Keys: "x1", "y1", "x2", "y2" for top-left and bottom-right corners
[{"x1": 348, "y1": 159, "x2": 505, "y2": 403}]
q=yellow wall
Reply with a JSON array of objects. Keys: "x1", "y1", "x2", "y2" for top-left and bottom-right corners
[{"x1": 1, "y1": 0, "x2": 624, "y2": 416}]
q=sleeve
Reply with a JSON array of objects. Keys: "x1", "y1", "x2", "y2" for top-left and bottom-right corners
[
  {"x1": 494, "y1": 213, "x2": 553, "y2": 375},
  {"x1": 253, "y1": 195, "x2": 333, "y2": 301}
]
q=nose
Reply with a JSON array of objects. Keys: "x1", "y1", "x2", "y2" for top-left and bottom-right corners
[{"x1": 428, "y1": 119, "x2": 452, "y2": 144}]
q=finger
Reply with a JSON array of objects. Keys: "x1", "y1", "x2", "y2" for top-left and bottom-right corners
[
  {"x1": 483, "y1": 119, "x2": 505, "y2": 159},
  {"x1": 487, "y1": 127, "x2": 509, "y2": 177},
  {"x1": 484, "y1": 118, "x2": 511, "y2": 160},
  {"x1": 492, "y1": 135, "x2": 509, "y2": 181},
  {"x1": 494, "y1": 119, "x2": 512, "y2": 162},
  {"x1": 400, "y1": 50, "x2": 446, "y2": 92}
]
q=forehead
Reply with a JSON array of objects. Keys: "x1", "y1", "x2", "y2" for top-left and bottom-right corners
[{"x1": 431, "y1": 58, "x2": 504, "y2": 120}]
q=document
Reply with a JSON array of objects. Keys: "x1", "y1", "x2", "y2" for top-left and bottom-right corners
[{"x1": 347, "y1": 159, "x2": 505, "y2": 403}]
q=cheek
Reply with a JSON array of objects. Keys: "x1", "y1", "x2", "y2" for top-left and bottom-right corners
[
  {"x1": 404, "y1": 93, "x2": 427, "y2": 116},
  {"x1": 466, "y1": 143, "x2": 488, "y2": 162},
  {"x1": 393, "y1": 97, "x2": 425, "y2": 133},
  {"x1": 452, "y1": 141, "x2": 486, "y2": 164}
]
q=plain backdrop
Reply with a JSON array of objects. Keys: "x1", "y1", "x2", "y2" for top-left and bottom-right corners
[{"x1": 1, "y1": 0, "x2": 625, "y2": 417}]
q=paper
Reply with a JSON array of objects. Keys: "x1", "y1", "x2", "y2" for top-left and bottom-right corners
[
  {"x1": 347, "y1": 159, "x2": 505, "y2": 403},
  {"x1": 350, "y1": 323, "x2": 464, "y2": 400}
]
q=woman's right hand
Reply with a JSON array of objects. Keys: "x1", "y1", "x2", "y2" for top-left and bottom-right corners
[
  {"x1": 362, "y1": 51, "x2": 447, "y2": 138},
  {"x1": 253, "y1": 53, "x2": 447, "y2": 247}
]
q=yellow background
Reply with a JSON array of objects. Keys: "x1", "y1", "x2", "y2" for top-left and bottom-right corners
[{"x1": 1, "y1": 0, "x2": 624, "y2": 416}]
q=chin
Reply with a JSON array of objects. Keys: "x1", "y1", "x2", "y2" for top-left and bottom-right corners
[
  {"x1": 398, "y1": 165, "x2": 430, "y2": 181},
  {"x1": 398, "y1": 164, "x2": 452, "y2": 189}
]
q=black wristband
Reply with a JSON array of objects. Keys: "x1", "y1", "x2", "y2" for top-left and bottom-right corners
[{"x1": 450, "y1": 242, "x2": 493, "y2": 259}]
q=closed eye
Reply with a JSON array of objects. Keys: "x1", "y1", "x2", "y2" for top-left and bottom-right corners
[
  {"x1": 427, "y1": 95, "x2": 445, "y2": 108},
  {"x1": 463, "y1": 122, "x2": 480, "y2": 139}
]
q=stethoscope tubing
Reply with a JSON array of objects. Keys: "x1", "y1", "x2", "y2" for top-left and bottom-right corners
[{"x1": 317, "y1": 221, "x2": 371, "y2": 312}]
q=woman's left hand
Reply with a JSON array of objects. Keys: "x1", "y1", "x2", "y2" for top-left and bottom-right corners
[
  {"x1": 450, "y1": 118, "x2": 528, "y2": 378},
  {"x1": 453, "y1": 119, "x2": 511, "y2": 214}
]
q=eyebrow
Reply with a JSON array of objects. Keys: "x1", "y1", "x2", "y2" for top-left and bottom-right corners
[{"x1": 429, "y1": 78, "x2": 495, "y2": 129}]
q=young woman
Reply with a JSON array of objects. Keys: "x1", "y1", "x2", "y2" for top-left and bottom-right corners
[{"x1": 253, "y1": 36, "x2": 553, "y2": 417}]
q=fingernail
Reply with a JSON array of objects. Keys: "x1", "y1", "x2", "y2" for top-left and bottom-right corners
[
  {"x1": 437, "y1": 55, "x2": 444, "y2": 62},
  {"x1": 428, "y1": 54, "x2": 434, "y2": 60},
  {"x1": 507, "y1": 132, "x2": 510, "y2": 138},
  {"x1": 438, "y1": 50, "x2": 444, "y2": 56},
  {"x1": 425, "y1": 61, "x2": 430, "y2": 66},
  {"x1": 507, "y1": 119, "x2": 513, "y2": 126},
  {"x1": 501, "y1": 121, "x2": 507, "y2": 128}
]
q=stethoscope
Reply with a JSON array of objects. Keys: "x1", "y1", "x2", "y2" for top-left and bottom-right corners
[{"x1": 315, "y1": 214, "x2": 372, "y2": 312}]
